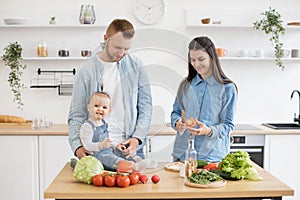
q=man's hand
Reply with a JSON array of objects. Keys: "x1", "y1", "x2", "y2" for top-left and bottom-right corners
[
  {"x1": 75, "y1": 146, "x2": 93, "y2": 159},
  {"x1": 118, "y1": 138, "x2": 139, "y2": 159}
]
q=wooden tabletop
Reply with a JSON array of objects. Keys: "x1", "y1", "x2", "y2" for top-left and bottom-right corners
[
  {"x1": 44, "y1": 163, "x2": 293, "y2": 200},
  {"x1": 2, "y1": 123, "x2": 300, "y2": 136}
]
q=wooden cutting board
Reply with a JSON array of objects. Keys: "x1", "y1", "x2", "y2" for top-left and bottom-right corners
[
  {"x1": 185, "y1": 179, "x2": 226, "y2": 188},
  {"x1": 164, "y1": 162, "x2": 183, "y2": 172},
  {"x1": 0, "y1": 122, "x2": 32, "y2": 128}
]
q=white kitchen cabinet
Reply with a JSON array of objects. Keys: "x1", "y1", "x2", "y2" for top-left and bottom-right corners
[
  {"x1": 0, "y1": 136, "x2": 39, "y2": 200},
  {"x1": 145, "y1": 135, "x2": 175, "y2": 162},
  {"x1": 265, "y1": 135, "x2": 300, "y2": 200},
  {"x1": 38, "y1": 136, "x2": 74, "y2": 200}
]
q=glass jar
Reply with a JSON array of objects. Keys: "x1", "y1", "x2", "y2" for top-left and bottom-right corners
[
  {"x1": 79, "y1": 4, "x2": 96, "y2": 24},
  {"x1": 37, "y1": 40, "x2": 48, "y2": 57},
  {"x1": 184, "y1": 137, "x2": 197, "y2": 178}
]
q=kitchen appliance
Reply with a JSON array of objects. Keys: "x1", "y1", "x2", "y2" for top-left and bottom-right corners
[{"x1": 231, "y1": 124, "x2": 264, "y2": 168}]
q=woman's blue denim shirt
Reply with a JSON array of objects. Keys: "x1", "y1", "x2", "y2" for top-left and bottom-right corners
[
  {"x1": 171, "y1": 75, "x2": 237, "y2": 162},
  {"x1": 68, "y1": 53, "x2": 152, "y2": 154}
]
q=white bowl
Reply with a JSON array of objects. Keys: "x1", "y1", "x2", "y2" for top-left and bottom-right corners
[{"x1": 4, "y1": 18, "x2": 27, "y2": 25}]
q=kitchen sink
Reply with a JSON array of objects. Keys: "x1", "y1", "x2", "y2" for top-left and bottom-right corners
[{"x1": 262, "y1": 123, "x2": 300, "y2": 129}]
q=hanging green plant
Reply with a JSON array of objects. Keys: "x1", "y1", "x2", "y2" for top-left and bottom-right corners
[
  {"x1": 1, "y1": 42, "x2": 27, "y2": 110},
  {"x1": 253, "y1": 7, "x2": 286, "y2": 70}
]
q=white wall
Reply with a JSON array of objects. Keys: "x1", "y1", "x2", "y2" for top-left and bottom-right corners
[{"x1": 0, "y1": 0, "x2": 300, "y2": 125}]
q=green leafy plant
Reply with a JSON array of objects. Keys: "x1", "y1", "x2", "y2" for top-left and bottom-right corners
[
  {"x1": 253, "y1": 7, "x2": 286, "y2": 70},
  {"x1": 1, "y1": 42, "x2": 27, "y2": 110}
]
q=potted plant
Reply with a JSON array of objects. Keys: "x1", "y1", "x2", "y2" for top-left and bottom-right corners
[
  {"x1": 253, "y1": 7, "x2": 286, "y2": 70},
  {"x1": 49, "y1": 16, "x2": 56, "y2": 25},
  {"x1": 1, "y1": 42, "x2": 27, "y2": 110}
]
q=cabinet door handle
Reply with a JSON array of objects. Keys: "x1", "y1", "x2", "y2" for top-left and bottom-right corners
[{"x1": 148, "y1": 138, "x2": 152, "y2": 153}]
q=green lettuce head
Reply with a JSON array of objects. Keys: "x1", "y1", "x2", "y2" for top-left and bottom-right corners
[{"x1": 73, "y1": 156, "x2": 104, "y2": 184}]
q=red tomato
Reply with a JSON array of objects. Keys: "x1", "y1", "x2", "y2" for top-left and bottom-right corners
[
  {"x1": 151, "y1": 174, "x2": 160, "y2": 184},
  {"x1": 116, "y1": 175, "x2": 130, "y2": 188},
  {"x1": 104, "y1": 174, "x2": 116, "y2": 187},
  {"x1": 203, "y1": 163, "x2": 220, "y2": 171},
  {"x1": 139, "y1": 174, "x2": 148, "y2": 184},
  {"x1": 129, "y1": 173, "x2": 140, "y2": 185},
  {"x1": 92, "y1": 174, "x2": 103, "y2": 187},
  {"x1": 133, "y1": 170, "x2": 142, "y2": 178}
]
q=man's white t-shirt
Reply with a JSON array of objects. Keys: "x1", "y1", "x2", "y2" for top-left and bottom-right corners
[{"x1": 100, "y1": 59, "x2": 126, "y2": 147}]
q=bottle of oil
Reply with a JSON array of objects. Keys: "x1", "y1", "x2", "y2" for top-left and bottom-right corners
[{"x1": 185, "y1": 137, "x2": 197, "y2": 178}]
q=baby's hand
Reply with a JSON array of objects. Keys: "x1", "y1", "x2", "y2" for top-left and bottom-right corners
[{"x1": 98, "y1": 138, "x2": 112, "y2": 149}]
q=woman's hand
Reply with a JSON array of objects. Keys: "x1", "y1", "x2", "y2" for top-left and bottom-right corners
[
  {"x1": 186, "y1": 119, "x2": 212, "y2": 136},
  {"x1": 175, "y1": 119, "x2": 186, "y2": 133}
]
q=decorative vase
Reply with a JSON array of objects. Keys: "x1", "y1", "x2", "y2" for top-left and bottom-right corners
[{"x1": 79, "y1": 4, "x2": 96, "y2": 24}]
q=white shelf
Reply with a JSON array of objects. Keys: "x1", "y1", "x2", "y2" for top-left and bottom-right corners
[
  {"x1": 0, "y1": 24, "x2": 106, "y2": 28},
  {"x1": 22, "y1": 56, "x2": 90, "y2": 61},
  {"x1": 219, "y1": 57, "x2": 300, "y2": 61},
  {"x1": 185, "y1": 9, "x2": 300, "y2": 31},
  {"x1": 185, "y1": 24, "x2": 300, "y2": 31}
]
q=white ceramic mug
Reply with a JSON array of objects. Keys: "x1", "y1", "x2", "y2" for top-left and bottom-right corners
[
  {"x1": 237, "y1": 50, "x2": 249, "y2": 57},
  {"x1": 291, "y1": 49, "x2": 300, "y2": 58},
  {"x1": 254, "y1": 50, "x2": 264, "y2": 57}
]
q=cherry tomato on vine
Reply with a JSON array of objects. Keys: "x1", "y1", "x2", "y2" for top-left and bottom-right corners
[
  {"x1": 104, "y1": 174, "x2": 116, "y2": 187},
  {"x1": 129, "y1": 173, "x2": 140, "y2": 185},
  {"x1": 92, "y1": 174, "x2": 103, "y2": 186},
  {"x1": 117, "y1": 175, "x2": 130, "y2": 188}
]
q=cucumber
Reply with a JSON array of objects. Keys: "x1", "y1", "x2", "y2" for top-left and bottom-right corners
[
  {"x1": 210, "y1": 169, "x2": 239, "y2": 180},
  {"x1": 197, "y1": 160, "x2": 208, "y2": 168},
  {"x1": 70, "y1": 158, "x2": 78, "y2": 169}
]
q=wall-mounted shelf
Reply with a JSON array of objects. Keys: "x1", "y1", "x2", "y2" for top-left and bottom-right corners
[
  {"x1": 185, "y1": 24, "x2": 300, "y2": 31},
  {"x1": 0, "y1": 24, "x2": 106, "y2": 29},
  {"x1": 23, "y1": 56, "x2": 90, "y2": 61},
  {"x1": 185, "y1": 9, "x2": 300, "y2": 31},
  {"x1": 219, "y1": 57, "x2": 300, "y2": 61}
]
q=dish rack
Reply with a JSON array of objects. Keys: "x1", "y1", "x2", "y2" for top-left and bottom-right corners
[{"x1": 30, "y1": 68, "x2": 76, "y2": 96}]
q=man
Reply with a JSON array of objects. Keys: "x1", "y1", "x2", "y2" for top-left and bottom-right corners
[{"x1": 68, "y1": 19, "x2": 152, "y2": 160}]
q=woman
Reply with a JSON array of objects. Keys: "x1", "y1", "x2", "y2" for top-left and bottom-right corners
[{"x1": 170, "y1": 36, "x2": 237, "y2": 162}]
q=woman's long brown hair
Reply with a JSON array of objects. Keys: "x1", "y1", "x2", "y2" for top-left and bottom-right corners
[{"x1": 177, "y1": 36, "x2": 237, "y2": 109}]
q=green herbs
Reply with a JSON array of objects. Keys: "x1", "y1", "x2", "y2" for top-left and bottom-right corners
[
  {"x1": 253, "y1": 7, "x2": 286, "y2": 70},
  {"x1": 1, "y1": 42, "x2": 27, "y2": 110},
  {"x1": 219, "y1": 150, "x2": 262, "y2": 181},
  {"x1": 188, "y1": 169, "x2": 223, "y2": 185}
]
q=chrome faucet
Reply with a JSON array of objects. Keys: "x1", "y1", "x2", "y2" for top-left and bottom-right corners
[{"x1": 291, "y1": 90, "x2": 300, "y2": 123}]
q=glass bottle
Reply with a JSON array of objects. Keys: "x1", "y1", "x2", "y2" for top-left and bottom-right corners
[
  {"x1": 79, "y1": 4, "x2": 96, "y2": 24},
  {"x1": 184, "y1": 137, "x2": 197, "y2": 178}
]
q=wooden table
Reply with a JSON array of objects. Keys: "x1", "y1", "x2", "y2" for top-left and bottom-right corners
[{"x1": 44, "y1": 163, "x2": 293, "y2": 200}]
